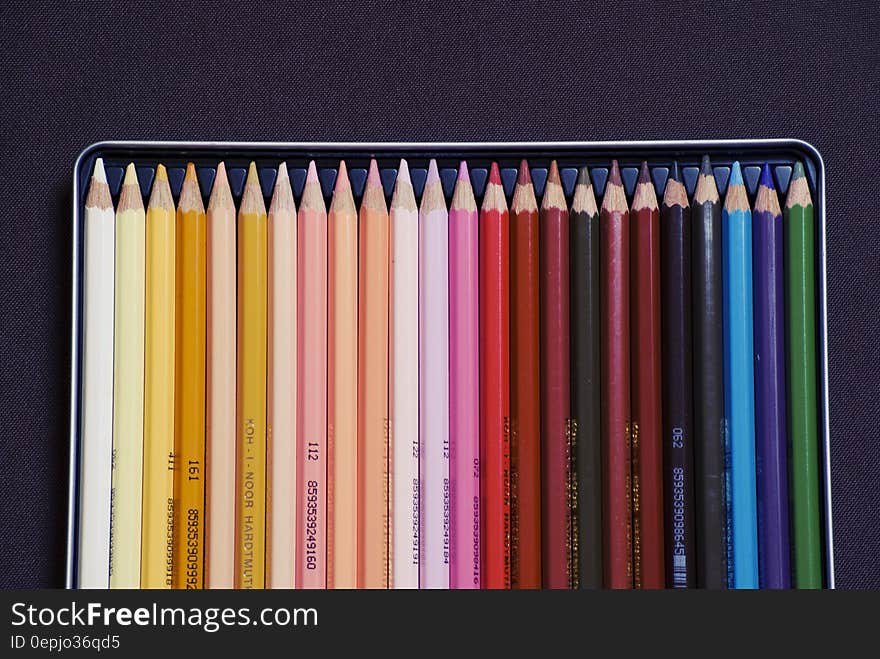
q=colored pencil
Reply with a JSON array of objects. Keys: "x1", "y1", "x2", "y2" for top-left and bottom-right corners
[
  {"x1": 692, "y1": 156, "x2": 727, "y2": 589},
  {"x1": 236, "y1": 162, "x2": 268, "y2": 589},
  {"x1": 391, "y1": 159, "x2": 420, "y2": 589},
  {"x1": 631, "y1": 162, "x2": 664, "y2": 589},
  {"x1": 109, "y1": 163, "x2": 144, "y2": 589},
  {"x1": 785, "y1": 161, "x2": 822, "y2": 589},
  {"x1": 328, "y1": 161, "x2": 358, "y2": 589},
  {"x1": 79, "y1": 157, "x2": 114, "y2": 589},
  {"x1": 540, "y1": 161, "x2": 572, "y2": 589},
  {"x1": 142, "y1": 164, "x2": 175, "y2": 589},
  {"x1": 206, "y1": 162, "x2": 236, "y2": 589},
  {"x1": 480, "y1": 162, "x2": 511, "y2": 589},
  {"x1": 267, "y1": 162, "x2": 297, "y2": 589},
  {"x1": 600, "y1": 160, "x2": 632, "y2": 589},
  {"x1": 358, "y1": 159, "x2": 390, "y2": 589},
  {"x1": 297, "y1": 161, "x2": 328, "y2": 589},
  {"x1": 753, "y1": 164, "x2": 791, "y2": 589},
  {"x1": 510, "y1": 160, "x2": 541, "y2": 588},
  {"x1": 449, "y1": 161, "x2": 480, "y2": 589},
  {"x1": 660, "y1": 162, "x2": 696, "y2": 588},
  {"x1": 570, "y1": 166, "x2": 602, "y2": 589},
  {"x1": 723, "y1": 161, "x2": 759, "y2": 589},
  {"x1": 419, "y1": 159, "x2": 450, "y2": 590},
  {"x1": 173, "y1": 163, "x2": 207, "y2": 589}
]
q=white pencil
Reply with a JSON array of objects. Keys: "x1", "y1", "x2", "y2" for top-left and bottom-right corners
[
  {"x1": 78, "y1": 158, "x2": 115, "y2": 588},
  {"x1": 391, "y1": 159, "x2": 420, "y2": 588},
  {"x1": 419, "y1": 160, "x2": 450, "y2": 589},
  {"x1": 268, "y1": 163, "x2": 297, "y2": 588}
]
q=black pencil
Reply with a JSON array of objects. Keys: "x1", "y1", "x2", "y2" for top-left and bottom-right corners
[
  {"x1": 661, "y1": 162, "x2": 696, "y2": 588},
  {"x1": 570, "y1": 166, "x2": 602, "y2": 588},
  {"x1": 691, "y1": 156, "x2": 727, "y2": 588}
]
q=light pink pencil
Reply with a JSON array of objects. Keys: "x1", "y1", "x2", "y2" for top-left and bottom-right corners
[
  {"x1": 268, "y1": 162, "x2": 296, "y2": 588},
  {"x1": 297, "y1": 161, "x2": 327, "y2": 588},
  {"x1": 391, "y1": 159, "x2": 419, "y2": 589},
  {"x1": 419, "y1": 160, "x2": 450, "y2": 589},
  {"x1": 449, "y1": 161, "x2": 480, "y2": 589}
]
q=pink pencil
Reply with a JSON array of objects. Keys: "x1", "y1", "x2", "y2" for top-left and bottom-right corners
[
  {"x1": 297, "y1": 161, "x2": 327, "y2": 588},
  {"x1": 449, "y1": 161, "x2": 480, "y2": 589}
]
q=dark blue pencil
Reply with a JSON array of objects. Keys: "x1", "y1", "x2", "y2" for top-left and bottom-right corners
[{"x1": 753, "y1": 164, "x2": 791, "y2": 589}]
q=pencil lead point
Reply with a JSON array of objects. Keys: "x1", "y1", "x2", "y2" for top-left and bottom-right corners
[
  {"x1": 759, "y1": 162, "x2": 775, "y2": 189},
  {"x1": 397, "y1": 158, "x2": 410, "y2": 184},
  {"x1": 488, "y1": 161, "x2": 501, "y2": 185},
  {"x1": 792, "y1": 161, "x2": 806, "y2": 180},
  {"x1": 155, "y1": 164, "x2": 168, "y2": 182},
  {"x1": 123, "y1": 162, "x2": 138, "y2": 186},
  {"x1": 335, "y1": 160, "x2": 350, "y2": 191},
  {"x1": 547, "y1": 160, "x2": 560, "y2": 184},
  {"x1": 729, "y1": 161, "x2": 744, "y2": 186},
  {"x1": 517, "y1": 160, "x2": 531, "y2": 185},
  {"x1": 184, "y1": 162, "x2": 197, "y2": 181},
  {"x1": 306, "y1": 160, "x2": 319, "y2": 183},
  {"x1": 246, "y1": 162, "x2": 259, "y2": 185},
  {"x1": 93, "y1": 157, "x2": 106, "y2": 182},
  {"x1": 457, "y1": 160, "x2": 469, "y2": 181},
  {"x1": 576, "y1": 166, "x2": 591, "y2": 186},
  {"x1": 638, "y1": 161, "x2": 650, "y2": 184},
  {"x1": 700, "y1": 155, "x2": 713, "y2": 175},
  {"x1": 670, "y1": 161, "x2": 681, "y2": 182},
  {"x1": 608, "y1": 160, "x2": 622, "y2": 186},
  {"x1": 426, "y1": 159, "x2": 440, "y2": 183},
  {"x1": 367, "y1": 159, "x2": 381, "y2": 185}
]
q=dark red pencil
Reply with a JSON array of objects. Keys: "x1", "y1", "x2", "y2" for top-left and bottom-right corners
[
  {"x1": 631, "y1": 162, "x2": 664, "y2": 589},
  {"x1": 600, "y1": 160, "x2": 633, "y2": 589},
  {"x1": 540, "y1": 161, "x2": 572, "y2": 589},
  {"x1": 480, "y1": 162, "x2": 511, "y2": 589},
  {"x1": 509, "y1": 160, "x2": 541, "y2": 588}
]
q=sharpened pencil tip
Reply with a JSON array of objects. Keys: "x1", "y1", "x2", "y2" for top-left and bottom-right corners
[
  {"x1": 397, "y1": 159, "x2": 410, "y2": 184},
  {"x1": 729, "y1": 161, "x2": 744, "y2": 186},
  {"x1": 335, "y1": 160, "x2": 350, "y2": 191},
  {"x1": 185, "y1": 162, "x2": 197, "y2": 181},
  {"x1": 155, "y1": 164, "x2": 168, "y2": 182},
  {"x1": 488, "y1": 162, "x2": 501, "y2": 185},
  {"x1": 306, "y1": 160, "x2": 318, "y2": 183},
  {"x1": 277, "y1": 161, "x2": 288, "y2": 179},
  {"x1": 517, "y1": 160, "x2": 531, "y2": 185},
  {"x1": 367, "y1": 159, "x2": 381, "y2": 185},
  {"x1": 638, "y1": 161, "x2": 650, "y2": 183},
  {"x1": 93, "y1": 157, "x2": 106, "y2": 182},
  {"x1": 217, "y1": 161, "x2": 227, "y2": 177},
  {"x1": 575, "y1": 166, "x2": 591, "y2": 186},
  {"x1": 547, "y1": 160, "x2": 560, "y2": 184},
  {"x1": 246, "y1": 162, "x2": 259, "y2": 185},
  {"x1": 792, "y1": 161, "x2": 806, "y2": 180},
  {"x1": 608, "y1": 160, "x2": 622, "y2": 186},
  {"x1": 670, "y1": 161, "x2": 681, "y2": 182},
  {"x1": 426, "y1": 159, "x2": 440, "y2": 183},
  {"x1": 457, "y1": 160, "x2": 469, "y2": 181},
  {"x1": 123, "y1": 162, "x2": 138, "y2": 186},
  {"x1": 700, "y1": 155, "x2": 713, "y2": 175},
  {"x1": 759, "y1": 162, "x2": 775, "y2": 189}
]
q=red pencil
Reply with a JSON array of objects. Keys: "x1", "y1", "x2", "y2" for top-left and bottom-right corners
[
  {"x1": 631, "y1": 162, "x2": 664, "y2": 588},
  {"x1": 540, "y1": 161, "x2": 572, "y2": 589},
  {"x1": 601, "y1": 160, "x2": 633, "y2": 589},
  {"x1": 480, "y1": 162, "x2": 511, "y2": 589},
  {"x1": 510, "y1": 160, "x2": 541, "y2": 588}
]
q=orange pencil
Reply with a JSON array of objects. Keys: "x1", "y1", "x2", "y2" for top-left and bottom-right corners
[
  {"x1": 358, "y1": 159, "x2": 390, "y2": 589},
  {"x1": 328, "y1": 161, "x2": 358, "y2": 589},
  {"x1": 297, "y1": 162, "x2": 328, "y2": 588}
]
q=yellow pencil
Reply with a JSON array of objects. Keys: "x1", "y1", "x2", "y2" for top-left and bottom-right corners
[
  {"x1": 110, "y1": 163, "x2": 145, "y2": 588},
  {"x1": 142, "y1": 164, "x2": 176, "y2": 588},
  {"x1": 174, "y1": 163, "x2": 207, "y2": 588},
  {"x1": 236, "y1": 162, "x2": 268, "y2": 589}
]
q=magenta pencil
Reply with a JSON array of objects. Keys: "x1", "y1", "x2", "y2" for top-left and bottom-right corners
[{"x1": 449, "y1": 161, "x2": 480, "y2": 589}]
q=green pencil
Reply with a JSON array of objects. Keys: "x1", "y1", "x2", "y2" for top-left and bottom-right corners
[{"x1": 785, "y1": 162, "x2": 822, "y2": 588}]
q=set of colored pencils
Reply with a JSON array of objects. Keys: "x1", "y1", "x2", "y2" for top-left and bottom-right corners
[{"x1": 77, "y1": 154, "x2": 823, "y2": 589}]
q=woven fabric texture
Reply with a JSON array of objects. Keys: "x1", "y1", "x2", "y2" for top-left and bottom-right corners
[{"x1": 0, "y1": 1, "x2": 877, "y2": 588}]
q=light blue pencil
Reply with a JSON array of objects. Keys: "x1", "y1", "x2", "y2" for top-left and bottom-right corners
[{"x1": 722, "y1": 162, "x2": 759, "y2": 588}]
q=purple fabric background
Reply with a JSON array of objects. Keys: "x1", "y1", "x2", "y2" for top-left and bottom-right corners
[{"x1": 0, "y1": 1, "x2": 877, "y2": 588}]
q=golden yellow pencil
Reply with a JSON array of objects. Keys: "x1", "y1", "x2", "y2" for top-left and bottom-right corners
[
  {"x1": 109, "y1": 163, "x2": 145, "y2": 589},
  {"x1": 173, "y1": 163, "x2": 207, "y2": 589},
  {"x1": 142, "y1": 164, "x2": 176, "y2": 589},
  {"x1": 236, "y1": 162, "x2": 268, "y2": 589}
]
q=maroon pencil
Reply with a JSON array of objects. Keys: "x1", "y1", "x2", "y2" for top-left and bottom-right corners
[{"x1": 540, "y1": 161, "x2": 572, "y2": 588}]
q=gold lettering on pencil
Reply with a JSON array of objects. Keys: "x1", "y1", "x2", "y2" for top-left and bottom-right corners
[
  {"x1": 567, "y1": 418, "x2": 579, "y2": 589},
  {"x1": 631, "y1": 422, "x2": 641, "y2": 588}
]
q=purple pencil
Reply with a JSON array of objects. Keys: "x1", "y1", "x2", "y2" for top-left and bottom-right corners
[
  {"x1": 753, "y1": 164, "x2": 791, "y2": 589},
  {"x1": 449, "y1": 161, "x2": 480, "y2": 589}
]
